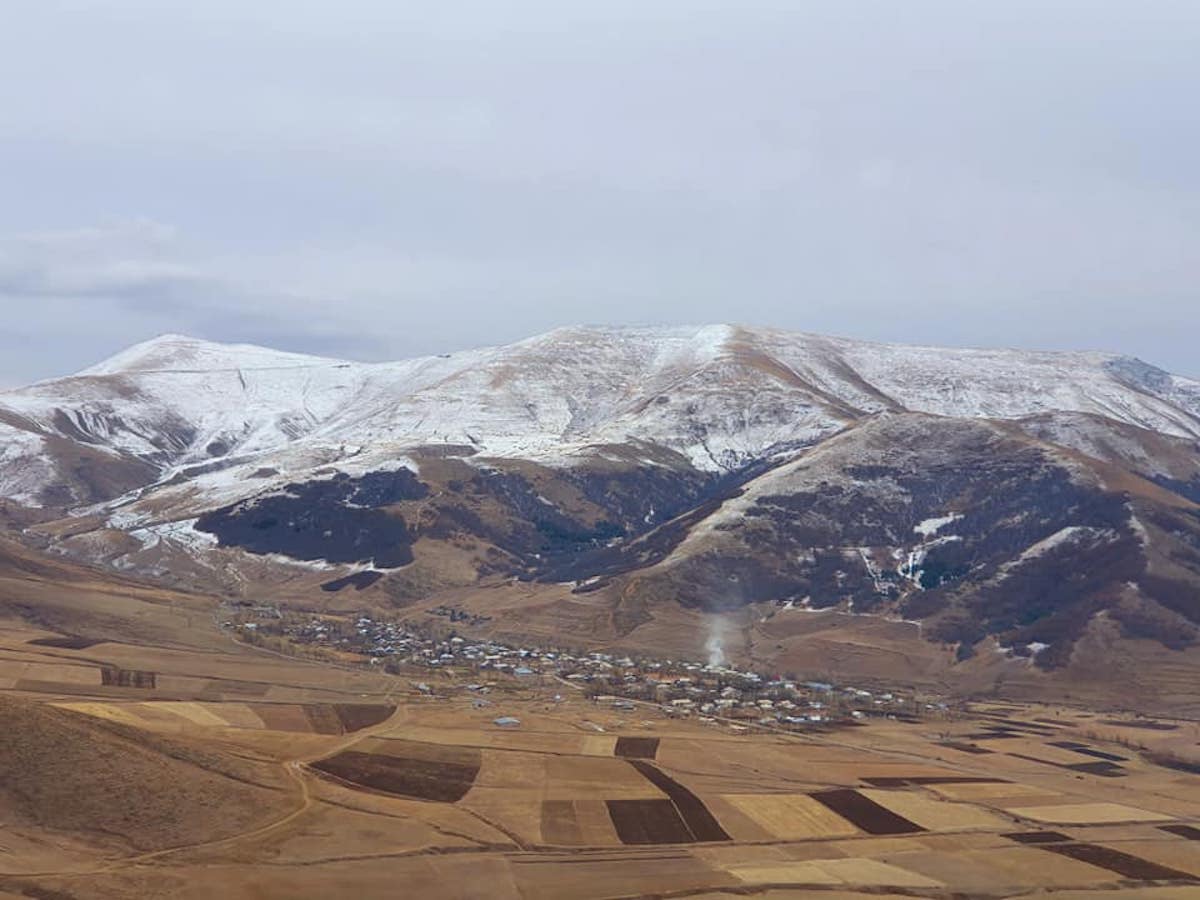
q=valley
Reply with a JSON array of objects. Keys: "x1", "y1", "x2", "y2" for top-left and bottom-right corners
[
  {"x1": 2, "y1": 561, "x2": 1199, "y2": 899},
  {"x1": 2, "y1": 325, "x2": 1199, "y2": 897}
]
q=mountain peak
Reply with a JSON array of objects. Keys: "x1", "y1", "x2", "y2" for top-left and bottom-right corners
[{"x1": 76, "y1": 333, "x2": 349, "y2": 377}]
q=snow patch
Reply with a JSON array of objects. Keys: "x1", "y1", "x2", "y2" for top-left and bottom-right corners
[
  {"x1": 914, "y1": 513, "x2": 962, "y2": 538},
  {"x1": 127, "y1": 518, "x2": 220, "y2": 553}
]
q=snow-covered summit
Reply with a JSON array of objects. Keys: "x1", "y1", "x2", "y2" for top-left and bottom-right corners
[
  {"x1": 77, "y1": 333, "x2": 355, "y2": 377},
  {"x1": 1, "y1": 324, "x2": 1198, "y2": 509}
]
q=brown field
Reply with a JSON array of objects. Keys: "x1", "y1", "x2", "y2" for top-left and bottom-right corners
[
  {"x1": 1041, "y1": 842, "x2": 1197, "y2": 881},
  {"x1": 27, "y1": 635, "x2": 102, "y2": 649},
  {"x1": 626, "y1": 759, "x2": 730, "y2": 841},
  {"x1": 333, "y1": 703, "x2": 394, "y2": 732},
  {"x1": 311, "y1": 748, "x2": 481, "y2": 801},
  {"x1": 539, "y1": 799, "x2": 584, "y2": 845},
  {"x1": 100, "y1": 666, "x2": 156, "y2": 688},
  {"x1": 1006, "y1": 830, "x2": 1073, "y2": 843},
  {"x1": 540, "y1": 754, "x2": 665, "y2": 801},
  {"x1": 302, "y1": 701, "x2": 345, "y2": 734},
  {"x1": 0, "y1": 659, "x2": 102, "y2": 685},
  {"x1": 473, "y1": 747, "x2": 552, "y2": 790},
  {"x1": 1098, "y1": 839, "x2": 1200, "y2": 877},
  {"x1": 613, "y1": 735, "x2": 660, "y2": 759},
  {"x1": 606, "y1": 798, "x2": 696, "y2": 844},
  {"x1": 255, "y1": 703, "x2": 321, "y2": 732},
  {"x1": 3, "y1": 539, "x2": 1200, "y2": 898}
]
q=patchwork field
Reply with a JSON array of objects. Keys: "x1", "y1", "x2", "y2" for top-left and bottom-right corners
[
  {"x1": 55, "y1": 699, "x2": 396, "y2": 734},
  {"x1": 2, "y1": 569, "x2": 1199, "y2": 900}
]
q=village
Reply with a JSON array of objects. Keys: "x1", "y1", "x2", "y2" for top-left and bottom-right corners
[{"x1": 228, "y1": 606, "x2": 945, "y2": 731}]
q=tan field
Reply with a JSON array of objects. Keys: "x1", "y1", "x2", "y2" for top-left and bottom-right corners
[
  {"x1": 722, "y1": 793, "x2": 861, "y2": 840},
  {"x1": 858, "y1": 789, "x2": 1012, "y2": 831},
  {"x1": 1005, "y1": 802, "x2": 1176, "y2": 825}
]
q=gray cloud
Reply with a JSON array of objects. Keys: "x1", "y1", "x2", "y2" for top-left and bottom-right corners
[
  {"x1": 0, "y1": 1, "x2": 1197, "y2": 385},
  {"x1": 0, "y1": 221, "x2": 389, "y2": 384}
]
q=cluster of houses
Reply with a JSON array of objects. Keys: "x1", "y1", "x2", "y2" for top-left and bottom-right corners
[
  {"x1": 577, "y1": 667, "x2": 933, "y2": 729},
  {"x1": 268, "y1": 613, "x2": 939, "y2": 730},
  {"x1": 288, "y1": 614, "x2": 564, "y2": 676}
]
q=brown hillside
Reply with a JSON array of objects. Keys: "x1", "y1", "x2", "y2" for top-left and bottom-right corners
[{"x1": 0, "y1": 694, "x2": 290, "y2": 852}]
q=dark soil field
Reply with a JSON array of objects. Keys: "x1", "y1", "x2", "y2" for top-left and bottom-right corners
[
  {"x1": 1160, "y1": 825, "x2": 1200, "y2": 840},
  {"x1": 1006, "y1": 831, "x2": 1073, "y2": 844},
  {"x1": 1007, "y1": 752, "x2": 1127, "y2": 777},
  {"x1": 332, "y1": 703, "x2": 394, "y2": 732},
  {"x1": 27, "y1": 635, "x2": 101, "y2": 649},
  {"x1": 613, "y1": 736, "x2": 659, "y2": 759},
  {"x1": 1042, "y1": 842, "x2": 1198, "y2": 881},
  {"x1": 1066, "y1": 760, "x2": 1128, "y2": 776},
  {"x1": 606, "y1": 798, "x2": 695, "y2": 845},
  {"x1": 810, "y1": 789, "x2": 925, "y2": 835},
  {"x1": 1048, "y1": 741, "x2": 1128, "y2": 762},
  {"x1": 626, "y1": 760, "x2": 730, "y2": 842},
  {"x1": 100, "y1": 667, "x2": 156, "y2": 688},
  {"x1": 320, "y1": 571, "x2": 384, "y2": 592},
  {"x1": 311, "y1": 749, "x2": 480, "y2": 802},
  {"x1": 302, "y1": 703, "x2": 344, "y2": 734}
]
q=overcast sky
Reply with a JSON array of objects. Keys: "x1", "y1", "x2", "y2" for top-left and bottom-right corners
[{"x1": 1, "y1": 1, "x2": 1198, "y2": 385}]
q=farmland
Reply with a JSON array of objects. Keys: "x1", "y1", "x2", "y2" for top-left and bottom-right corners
[
  {"x1": 2, "y1": 542, "x2": 1200, "y2": 898},
  {"x1": 5, "y1": 653, "x2": 1200, "y2": 896}
]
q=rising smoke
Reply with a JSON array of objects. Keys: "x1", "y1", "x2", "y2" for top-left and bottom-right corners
[{"x1": 705, "y1": 617, "x2": 727, "y2": 668}]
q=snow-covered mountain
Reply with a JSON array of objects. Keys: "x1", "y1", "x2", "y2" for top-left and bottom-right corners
[
  {"x1": 2, "y1": 325, "x2": 1198, "y2": 510},
  {"x1": 3, "y1": 325, "x2": 1200, "y2": 691}
]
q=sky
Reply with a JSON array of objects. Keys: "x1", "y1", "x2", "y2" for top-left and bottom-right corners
[{"x1": 1, "y1": 0, "x2": 1198, "y2": 386}]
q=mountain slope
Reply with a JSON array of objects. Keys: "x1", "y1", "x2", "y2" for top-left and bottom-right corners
[
  {"x1": 2, "y1": 325, "x2": 1199, "y2": 699},
  {"x1": 606, "y1": 413, "x2": 1200, "y2": 664}
]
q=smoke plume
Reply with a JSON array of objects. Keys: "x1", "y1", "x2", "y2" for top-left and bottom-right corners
[{"x1": 705, "y1": 618, "x2": 727, "y2": 668}]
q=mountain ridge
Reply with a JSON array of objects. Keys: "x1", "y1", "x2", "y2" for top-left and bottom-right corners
[
  {"x1": 2, "y1": 324, "x2": 1199, "y2": 702},
  {"x1": 3, "y1": 324, "x2": 1198, "y2": 510},
  {"x1": 65, "y1": 325, "x2": 1182, "y2": 377}
]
